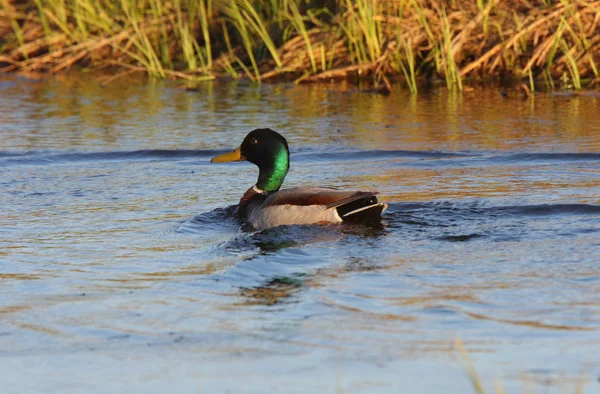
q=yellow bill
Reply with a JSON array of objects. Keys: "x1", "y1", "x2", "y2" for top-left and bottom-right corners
[{"x1": 210, "y1": 146, "x2": 245, "y2": 163}]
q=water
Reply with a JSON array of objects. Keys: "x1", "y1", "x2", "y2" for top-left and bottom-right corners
[{"x1": 1, "y1": 74, "x2": 599, "y2": 393}]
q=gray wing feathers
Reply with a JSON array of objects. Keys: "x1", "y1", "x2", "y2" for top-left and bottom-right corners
[
  {"x1": 263, "y1": 187, "x2": 377, "y2": 209},
  {"x1": 324, "y1": 191, "x2": 378, "y2": 209}
]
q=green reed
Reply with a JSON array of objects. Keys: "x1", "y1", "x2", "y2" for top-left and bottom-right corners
[
  {"x1": 398, "y1": 36, "x2": 418, "y2": 94},
  {"x1": 286, "y1": 0, "x2": 316, "y2": 73},
  {"x1": 439, "y1": 5, "x2": 462, "y2": 91}
]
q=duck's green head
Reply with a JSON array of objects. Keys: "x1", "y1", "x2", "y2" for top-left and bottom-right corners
[{"x1": 211, "y1": 128, "x2": 290, "y2": 192}]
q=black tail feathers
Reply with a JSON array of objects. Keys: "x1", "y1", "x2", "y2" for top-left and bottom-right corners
[{"x1": 336, "y1": 196, "x2": 387, "y2": 223}]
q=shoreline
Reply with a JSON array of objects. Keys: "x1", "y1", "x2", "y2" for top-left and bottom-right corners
[{"x1": 2, "y1": 1, "x2": 600, "y2": 93}]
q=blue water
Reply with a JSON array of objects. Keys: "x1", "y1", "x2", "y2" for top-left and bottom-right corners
[{"x1": 1, "y1": 74, "x2": 599, "y2": 393}]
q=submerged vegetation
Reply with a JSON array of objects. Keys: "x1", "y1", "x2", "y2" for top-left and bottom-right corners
[{"x1": 1, "y1": 0, "x2": 600, "y2": 91}]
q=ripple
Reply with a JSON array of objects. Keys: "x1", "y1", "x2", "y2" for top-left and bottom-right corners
[
  {"x1": 386, "y1": 201, "x2": 600, "y2": 217},
  {"x1": 0, "y1": 149, "x2": 220, "y2": 167},
  {"x1": 293, "y1": 149, "x2": 473, "y2": 162}
]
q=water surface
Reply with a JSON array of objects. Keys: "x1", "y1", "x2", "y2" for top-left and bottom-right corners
[{"x1": 1, "y1": 74, "x2": 599, "y2": 393}]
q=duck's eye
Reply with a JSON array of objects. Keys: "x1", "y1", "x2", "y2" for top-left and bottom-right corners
[{"x1": 250, "y1": 138, "x2": 259, "y2": 145}]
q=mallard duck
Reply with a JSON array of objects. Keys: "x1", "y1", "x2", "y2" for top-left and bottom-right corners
[{"x1": 211, "y1": 128, "x2": 387, "y2": 230}]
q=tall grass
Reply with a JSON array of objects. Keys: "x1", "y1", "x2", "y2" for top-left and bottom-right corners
[{"x1": 1, "y1": 0, "x2": 600, "y2": 90}]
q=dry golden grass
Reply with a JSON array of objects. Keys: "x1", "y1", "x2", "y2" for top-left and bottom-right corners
[{"x1": 1, "y1": 0, "x2": 599, "y2": 92}]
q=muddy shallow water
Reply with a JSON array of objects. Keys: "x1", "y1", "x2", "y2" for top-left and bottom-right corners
[{"x1": 1, "y1": 74, "x2": 599, "y2": 393}]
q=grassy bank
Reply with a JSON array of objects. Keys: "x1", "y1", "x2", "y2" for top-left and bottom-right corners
[{"x1": 1, "y1": 0, "x2": 599, "y2": 92}]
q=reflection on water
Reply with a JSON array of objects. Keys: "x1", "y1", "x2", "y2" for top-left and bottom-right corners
[
  {"x1": 0, "y1": 73, "x2": 599, "y2": 393},
  {"x1": 2, "y1": 73, "x2": 600, "y2": 154}
]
